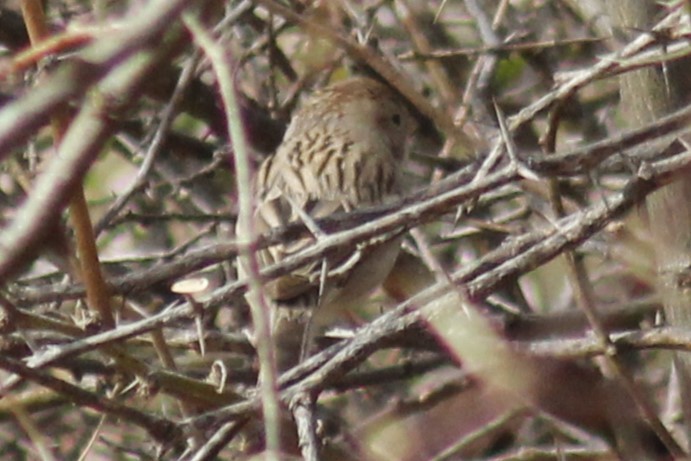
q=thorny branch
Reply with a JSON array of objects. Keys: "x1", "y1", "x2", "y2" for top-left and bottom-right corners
[{"x1": 3, "y1": 1, "x2": 691, "y2": 459}]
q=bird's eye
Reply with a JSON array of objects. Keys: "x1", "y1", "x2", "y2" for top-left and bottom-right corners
[{"x1": 391, "y1": 114, "x2": 402, "y2": 126}]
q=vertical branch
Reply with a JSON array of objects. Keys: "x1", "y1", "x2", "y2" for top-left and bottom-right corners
[
  {"x1": 20, "y1": 0, "x2": 113, "y2": 329},
  {"x1": 540, "y1": 89, "x2": 681, "y2": 457},
  {"x1": 608, "y1": 0, "x2": 691, "y2": 450},
  {"x1": 182, "y1": 13, "x2": 282, "y2": 460}
]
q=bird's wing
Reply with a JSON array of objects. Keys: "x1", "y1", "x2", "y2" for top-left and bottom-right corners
[{"x1": 254, "y1": 135, "x2": 395, "y2": 304}]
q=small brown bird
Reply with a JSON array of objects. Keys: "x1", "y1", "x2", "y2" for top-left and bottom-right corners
[{"x1": 243, "y1": 76, "x2": 415, "y2": 371}]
